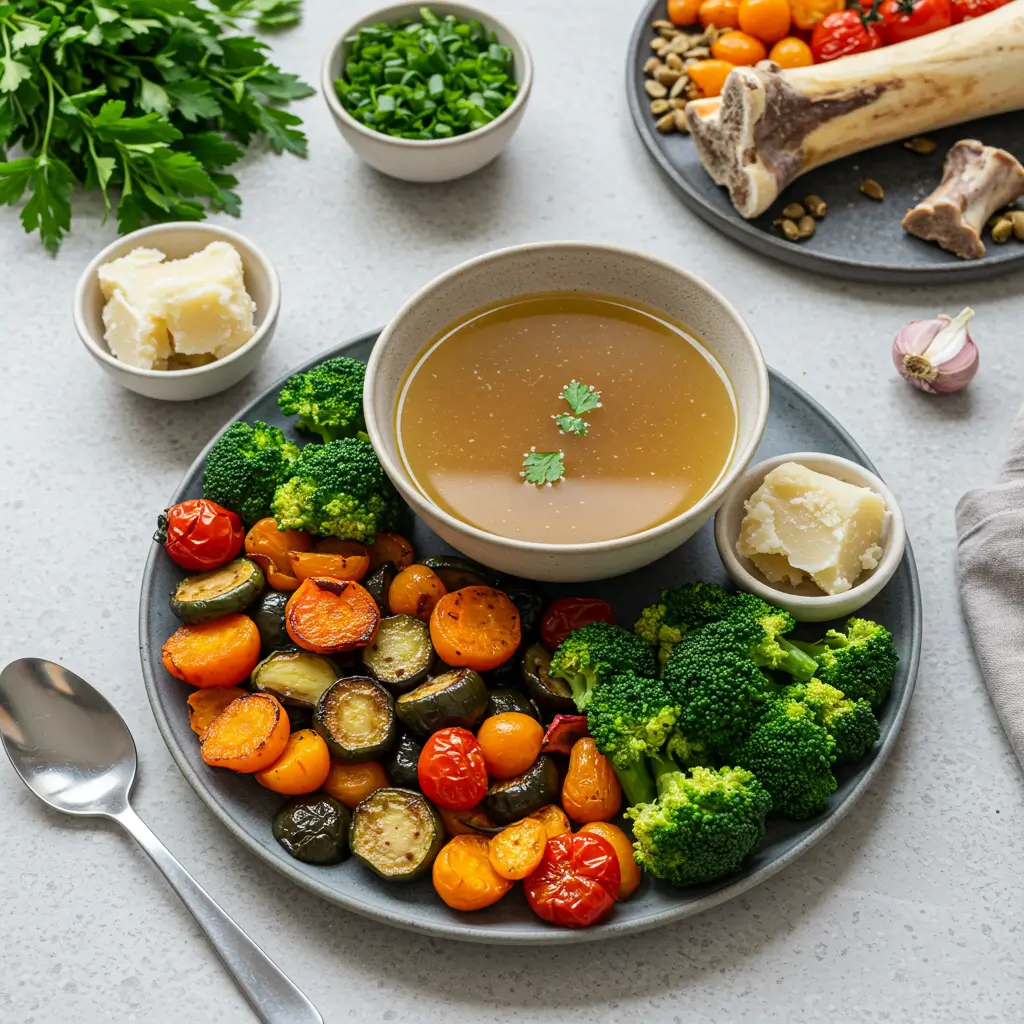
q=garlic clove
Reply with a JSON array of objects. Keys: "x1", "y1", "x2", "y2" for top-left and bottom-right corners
[{"x1": 893, "y1": 307, "x2": 978, "y2": 394}]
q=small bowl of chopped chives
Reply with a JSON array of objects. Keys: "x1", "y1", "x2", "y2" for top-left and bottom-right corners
[{"x1": 321, "y1": 3, "x2": 532, "y2": 183}]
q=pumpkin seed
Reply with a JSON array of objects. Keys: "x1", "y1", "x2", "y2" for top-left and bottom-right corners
[
  {"x1": 796, "y1": 215, "x2": 817, "y2": 239},
  {"x1": 643, "y1": 56, "x2": 662, "y2": 74},
  {"x1": 669, "y1": 75, "x2": 690, "y2": 98},
  {"x1": 673, "y1": 108, "x2": 689, "y2": 133},
  {"x1": 656, "y1": 111, "x2": 677, "y2": 134},
  {"x1": 653, "y1": 18, "x2": 676, "y2": 30},
  {"x1": 687, "y1": 45, "x2": 711, "y2": 58},
  {"x1": 651, "y1": 36, "x2": 668, "y2": 51},
  {"x1": 782, "y1": 202, "x2": 806, "y2": 219},
  {"x1": 992, "y1": 218, "x2": 1013, "y2": 243},
  {"x1": 903, "y1": 136, "x2": 937, "y2": 155},
  {"x1": 804, "y1": 194, "x2": 828, "y2": 218},
  {"x1": 670, "y1": 97, "x2": 689, "y2": 110},
  {"x1": 860, "y1": 178, "x2": 885, "y2": 200},
  {"x1": 645, "y1": 79, "x2": 669, "y2": 99},
  {"x1": 1010, "y1": 210, "x2": 1024, "y2": 241},
  {"x1": 665, "y1": 52, "x2": 685, "y2": 70},
  {"x1": 650, "y1": 98, "x2": 671, "y2": 115},
  {"x1": 659, "y1": 25, "x2": 679, "y2": 39},
  {"x1": 775, "y1": 218, "x2": 801, "y2": 242},
  {"x1": 656, "y1": 67, "x2": 682, "y2": 87}
]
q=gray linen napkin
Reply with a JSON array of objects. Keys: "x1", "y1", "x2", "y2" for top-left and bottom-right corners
[{"x1": 956, "y1": 403, "x2": 1024, "y2": 765}]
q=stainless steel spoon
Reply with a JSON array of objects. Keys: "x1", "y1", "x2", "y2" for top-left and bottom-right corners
[{"x1": 0, "y1": 657, "x2": 322, "y2": 1024}]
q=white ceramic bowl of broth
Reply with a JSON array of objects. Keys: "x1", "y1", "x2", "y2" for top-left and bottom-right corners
[{"x1": 364, "y1": 242, "x2": 769, "y2": 582}]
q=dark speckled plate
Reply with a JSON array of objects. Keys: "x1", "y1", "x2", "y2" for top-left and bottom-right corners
[
  {"x1": 627, "y1": 0, "x2": 1024, "y2": 283},
  {"x1": 140, "y1": 331, "x2": 920, "y2": 944}
]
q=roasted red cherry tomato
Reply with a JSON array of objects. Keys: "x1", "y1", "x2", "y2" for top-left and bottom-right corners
[
  {"x1": 417, "y1": 727, "x2": 489, "y2": 811},
  {"x1": 540, "y1": 598, "x2": 616, "y2": 651},
  {"x1": 810, "y1": 9, "x2": 883, "y2": 61},
  {"x1": 877, "y1": 0, "x2": 950, "y2": 43},
  {"x1": 950, "y1": 0, "x2": 1009, "y2": 21},
  {"x1": 158, "y1": 499, "x2": 243, "y2": 571},
  {"x1": 523, "y1": 831, "x2": 621, "y2": 928}
]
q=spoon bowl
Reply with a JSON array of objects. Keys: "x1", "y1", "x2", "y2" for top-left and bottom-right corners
[{"x1": 0, "y1": 658, "x2": 136, "y2": 817}]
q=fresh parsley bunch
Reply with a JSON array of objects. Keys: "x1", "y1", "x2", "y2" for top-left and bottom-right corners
[{"x1": 0, "y1": 0, "x2": 313, "y2": 252}]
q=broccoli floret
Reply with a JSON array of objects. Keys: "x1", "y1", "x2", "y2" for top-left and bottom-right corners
[
  {"x1": 202, "y1": 421, "x2": 300, "y2": 526},
  {"x1": 665, "y1": 730, "x2": 711, "y2": 769},
  {"x1": 794, "y1": 618, "x2": 898, "y2": 708},
  {"x1": 782, "y1": 679, "x2": 880, "y2": 764},
  {"x1": 549, "y1": 622, "x2": 659, "y2": 711},
  {"x1": 625, "y1": 761, "x2": 772, "y2": 887},
  {"x1": 585, "y1": 670, "x2": 681, "y2": 806},
  {"x1": 730, "y1": 697, "x2": 837, "y2": 820},
  {"x1": 634, "y1": 582, "x2": 738, "y2": 665},
  {"x1": 271, "y1": 437, "x2": 402, "y2": 543},
  {"x1": 661, "y1": 614, "x2": 815, "y2": 751},
  {"x1": 277, "y1": 357, "x2": 368, "y2": 444}
]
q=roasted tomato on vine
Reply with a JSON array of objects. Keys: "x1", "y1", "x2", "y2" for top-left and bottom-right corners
[
  {"x1": 540, "y1": 598, "x2": 615, "y2": 651},
  {"x1": 877, "y1": 0, "x2": 951, "y2": 43},
  {"x1": 810, "y1": 9, "x2": 883, "y2": 62},
  {"x1": 951, "y1": 0, "x2": 1010, "y2": 21},
  {"x1": 524, "y1": 831, "x2": 621, "y2": 928},
  {"x1": 417, "y1": 727, "x2": 489, "y2": 810},
  {"x1": 158, "y1": 499, "x2": 244, "y2": 571}
]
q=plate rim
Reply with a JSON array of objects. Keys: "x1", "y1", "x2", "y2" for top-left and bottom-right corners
[
  {"x1": 625, "y1": 0, "x2": 1024, "y2": 284},
  {"x1": 139, "y1": 328, "x2": 922, "y2": 945}
]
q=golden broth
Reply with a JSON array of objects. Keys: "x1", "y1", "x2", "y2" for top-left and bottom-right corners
[{"x1": 395, "y1": 293, "x2": 737, "y2": 544}]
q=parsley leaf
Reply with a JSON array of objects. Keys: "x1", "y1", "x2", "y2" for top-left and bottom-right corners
[
  {"x1": 560, "y1": 381, "x2": 603, "y2": 416},
  {"x1": 521, "y1": 449, "x2": 565, "y2": 487},
  {"x1": 554, "y1": 413, "x2": 588, "y2": 437}
]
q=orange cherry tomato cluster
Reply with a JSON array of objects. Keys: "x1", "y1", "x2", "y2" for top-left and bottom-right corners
[
  {"x1": 664, "y1": 0, "x2": 1007, "y2": 76},
  {"x1": 159, "y1": 495, "x2": 646, "y2": 929}
]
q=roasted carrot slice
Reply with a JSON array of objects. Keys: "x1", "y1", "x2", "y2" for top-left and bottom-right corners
[
  {"x1": 255, "y1": 728, "x2": 331, "y2": 794},
  {"x1": 291, "y1": 544, "x2": 370, "y2": 583},
  {"x1": 245, "y1": 518, "x2": 312, "y2": 591},
  {"x1": 368, "y1": 533, "x2": 415, "y2": 571},
  {"x1": 201, "y1": 693, "x2": 290, "y2": 772},
  {"x1": 429, "y1": 587, "x2": 522, "y2": 672},
  {"x1": 162, "y1": 613, "x2": 261, "y2": 688},
  {"x1": 187, "y1": 686, "x2": 247, "y2": 739},
  {"x1": 488, "y1": 817, "x2": 547, "y2": 880},
  {"x1": 285, "y1": 577, "x2": 380, "y2": 654}
]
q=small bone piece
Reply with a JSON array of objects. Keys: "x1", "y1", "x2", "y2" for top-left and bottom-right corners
[
  {"x1": 685, "y1": 3, "x2": 1024, "y2": 219},
  {"x1": 902, "y1": 140, "x2": 1024, "y2": 260}
]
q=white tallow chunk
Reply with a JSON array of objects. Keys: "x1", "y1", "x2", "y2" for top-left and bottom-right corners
[{"x1": 736, "y1": 462, "x2": 889, "y2": 596}]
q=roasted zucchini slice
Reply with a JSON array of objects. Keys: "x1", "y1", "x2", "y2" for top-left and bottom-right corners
[
  {"x1": 486, "y1": 688, "x2": 540, "y2": 721},
  {"x1": 251, "y1": 590, "x2": 293, "y2": 653},
  {"x1": 394, "y1": 668, "x2": 489, "y2": 737},
  {"x1": 169, "y1": 558, "x2": 264, "y2": 623},
  {"x1": 315, "y1": 676, "x2": 396, "y2": 762},
  {"x1": 361, "y1": 615, "x2": 435, "y2": 692},
  {"x1": 520, "y1": 643, "x2": 575, "y2": 714},
  {"x1": 251, "y1": 649, "x2": 339, "y2": 708},
  {"x1": 383, "y1": 731, "x2": 422, "y2": 790},
  {"x1": 484, "y1": 755, "x2": 560, "y2": 825},
  {"x1": 422, "y1": 555, "x2": 499, "y2": 592},
  {"x1": 349, "y1": 788, "x2": 444, "y2": 881},
  {"x1": 273, "y1": 794, "x2": 350, "y2": 865},
  {"x1": 363, "y1": 561, "x2": 398, "y2": 616}
]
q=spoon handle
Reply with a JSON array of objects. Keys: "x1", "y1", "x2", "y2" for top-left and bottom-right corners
[{"x1": 113, "y1": 804, "x2": 323, "y2": 1024}]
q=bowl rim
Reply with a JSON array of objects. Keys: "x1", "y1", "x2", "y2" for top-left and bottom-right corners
[
  {"x1": 364, "y1": 239, "x2": 771, "y2": 555},
  {"x1": 321, "y1": 0, "x2": 534, "y2": 151},
  {"x1": 713, "y1": 450, "x2": 908, "y2": 610},
  {"x1": 72, "y1": 221, "x2": 281, "y2": 380}
]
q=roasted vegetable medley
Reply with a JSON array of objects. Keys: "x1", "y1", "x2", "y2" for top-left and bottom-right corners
[{"x1": 156, "y1": 356, "x2": 899, "y2": 929}]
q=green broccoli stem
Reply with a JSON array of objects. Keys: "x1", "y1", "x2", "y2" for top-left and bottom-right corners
[
  {"x1": 567, "y1": 671, "x2": 597, "y2": 711},
  {"x1": 649, "y1": 752, "x2": 684, "y2": 796},
  {"x1": 776, "y1": 637, "x2": 819, "y2": 681},
  {"x1": 614, "y1": 760, "x2": 656, "y2": 807}
]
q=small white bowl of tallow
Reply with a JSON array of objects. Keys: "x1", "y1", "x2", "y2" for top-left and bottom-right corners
[{"x1": 714, "y1": 452, "x2": 906, "y2": 623}]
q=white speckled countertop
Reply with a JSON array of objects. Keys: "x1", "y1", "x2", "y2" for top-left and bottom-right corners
[{"x1": 2, "y1": 1, "x2": 1023, "y2": 1020}]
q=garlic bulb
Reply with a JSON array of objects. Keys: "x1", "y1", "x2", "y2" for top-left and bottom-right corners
[{"x1": 893, "y1": 307, "x2": 978, "y2": 394}]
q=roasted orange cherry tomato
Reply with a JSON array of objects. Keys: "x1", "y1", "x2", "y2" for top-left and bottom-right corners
[
  {"x1": 768, "y1": 35, "x2": 814, "y2": 67},
  {"x1": 699, "y1": 0, "x2": 741, "y2": 27},
  {"x1": 578, "y1": 822, "x2": 642, "y2": 900},
  {"x1": 245, "y1": 517, "x2": 312, "y2": 591},
  {"x1": 389, "y1": 565, "x2": 447, "y2": 621},
  {"x1": 711, "y1": 29, "x2": 767, "y2": 64},
  {"x1": 488, "y1": 817, "x2": 547, "y2": 880},
  {"x1": 433, "y1": 834, "x2": 513, "y2": 911},
  {"x1": 524, "y1": 832, "x2": 620, "y2": 928},
  {"x1": 668, "y1": 0, "x2": 703, "y2": 23},
  {"x1": 476, "y1": 713, "x2": 544, "y2": 780},
  {"x1": 540, "y1": 598, "x2": 615, "y2": 652},
  {"x1": 684, "y1": 59, "x2": 736, "y2": 98},
  {"x1": 561, "y1": 738, "x2": 622, "y2": 824},
  {"x1": 160, "y1": 499, "x2": 243, "y2": 571},
  {"x1": 417, "y1": 727, "x2": 489, "y2": 810},
  {"x1": 737, "y1": 0, "x2": 792, "y2": 41}
]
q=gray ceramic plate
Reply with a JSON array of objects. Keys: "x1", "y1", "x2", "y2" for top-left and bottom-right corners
[
  {"x1": 627, "y1": 0, "x2": 1024, "y2": 283},
  {"x1": 140, "y1": 330, "x2": 921, "y2": 945}
]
